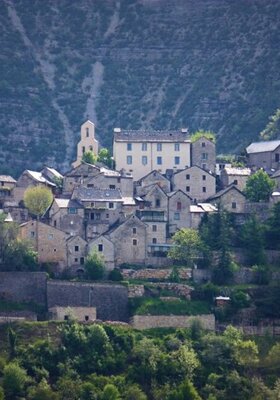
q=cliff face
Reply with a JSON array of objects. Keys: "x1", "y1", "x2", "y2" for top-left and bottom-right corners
[{"x1": 1, "y1": 0, "x2": 280, "y2": 175}]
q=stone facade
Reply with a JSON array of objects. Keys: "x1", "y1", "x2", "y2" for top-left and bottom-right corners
[
  {"x1": 85, "y1": 171, "x2": 133, "y2": 198},
  {"x1": 47, "y1": 280, "x2": 129, "y2": 321},
  {"x1": 220, "y1": 167, "x2": 251, "y2": 191},
  {"x1": 66, "y1": 235, "x2": 87, "y2": 271},
  {"x1": 135, "y1": 170, "x2": 171, "y2": 195},
  {"x1": 131, "y1": 314, "x2": 215, "y2": 330},
  {"x1": 49, "y1": 198, "x2": 85, "y2": 238},
  {"x1": 88, "y1": 235, "x2": 115, "y2": 270},
  {"x1": 63, "y1": 163, "x2": 100, "y2": 195},
  {"x1": 191, "y1": 136, "x2": 216, "y2": 174},
  {"x1": 121, "y1": 268, "x2": 192, "y2": 281},
  {"x1": 173, "y1": 166, "x2": 216, "y2": 201},
  {"x1": 246, "y1": 140, "x2": 280, "y2": 171},
  {"x1": 208, "y1": 185, "x2": 246, "y2": 214},
  {"x1": 168, "y1": 190, "x2": 192, "y2": 234},
  {"x1": 49, "y1": 306, "x2": 96, "y2": 322}
]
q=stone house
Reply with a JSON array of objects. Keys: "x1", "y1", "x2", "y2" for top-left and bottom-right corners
[
  {"x1": 13, "y1": 170, "x2": 56, "y2": 204},
  {"x1": 72, "y1": 120, "x2": 99, "y2": 168},
  {"x1": 0, "y1": 175, "x2": 16, "y2": 207},
  {"x1": 49, "y1": 198, "x2": 85, "y2": 238},
  {"x1": 246, "y1": 140, "x2": 280, "y2": 171},
  {"x1": 72, "y1": 187, "x2": 124, "y2": 240},
  {"x1": 271, "y1": 169, "x2": 280, "y2": 190},
  {"x1": 49, "y1": 306, "x2": 96, "y2": 322},
  {"x1": 208, "y1": 185, "x2": 247, "y2": 214},
  {"x1": 63, "y1": 163, "x2": 101, "y2": 196},
  {"x1": 173, "y1": 165, "x2": 216, "y2": 201},
  {"x1": 19, "y1": 220, "x2": 69, "y2": 269},
  {"x1": 135, "y1": 170, "x2": 171, "y2": 196},
  {"x1": 2, "y1": 201, "x2": 29, "y2": 224},
  {"x1": 66, "y1": 235, "x2": 87, "y2": 273},
  {"x1": 113, "y1": 128, "x2": 191, "y2": 181},
  {"x1": 189, "y1": 203, "x2": 217, "y2": 229},
  {"x1": 108, "y1": 215, "x2": 147, "y2": 266},
  {"x1": 88, "y1": 235, "x2": 115, "y2": 271},
  {"x1": 191, "y1": 136, "x2": 216, "y2": 174},
  {"x1": 84, "y1": 167, "x2": 133, "y2": 197},
  {"x1": 220, "y1": 167, "x2": 251, "y2": 191},
  {"x1": 168, "y1": 190, "x2": 192, "y2": 234}
]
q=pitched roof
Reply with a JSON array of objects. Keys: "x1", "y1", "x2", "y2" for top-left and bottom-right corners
[
  {"x1": 167, "y1": 189, "x2": 192, "y2": 200},
  {"x1": 73, "y1": 187, "x2": 123, "y2": 202},
  {"x1": 54, "y1": 198, "x2": 82, "y2": 208},
  {"x1": 174, "y1": 164, "x2": 214, "y2": 177},
  {"x1": 223, "y1": 167, "x2": 251, "y2": 176},
  {"x1": 246, "y1": 140, "x2": 280, "y2": 154},
  {"x1": 114, "y1": 129, "x2": 190, "y2": 142},
  {"x1": 272, "y1": 169, "x2": 280, "y2": 178},
  {"x1": 136, "y1": 169, "x2": 169, "y2": 184},
  {"x1": 0, "y1": 175, "x2": 16, "y2": 183},
  {"x1": 25, "y1": 170, "x2": 56, "y2": 186},
  {"x1": 190, "y1": 203, "x2": 217, "y2": 213},
  {"x1": 208, "y1": 184, "x2": 245, "y2": 201},
  {"x1": 42, "y1": 167, "x2": 63, "y2": 179}
]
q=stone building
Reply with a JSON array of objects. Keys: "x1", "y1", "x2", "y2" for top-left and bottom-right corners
[
  {"x1": 173, "y1": 165, "x2": 216, "y2": 201},
  {"x1": 66, "y1": 235, "x2": 87, "y2": 272},
  {"x1": 108, "y1": 215, "x2": 147, "y2": 266},
  {"x1": 113, "y1": 128, "x2": 191, "y2": 180},
  {"x1": 168, "y1": 190, "x2": 192, "y2": 234},
  {"x1": 49, "y1": 306, "x2": 96, "y2": 322},
  {"x1": 88, "y1": 235, "x2": 115, "y2": 271},
  {"x1": 208, "y1": 185, "x2": 247, "y2": 214},
  {"x1": 189, "y1": 203, "x2": 217, "y2": 229},
  {"x1": 63, "y1": 163, "x2": 101, "y2": 196},
  {"x1": 13, "y1": 170, "x2": 56, "y2": 204},
  {"x1": 220, "y1": 167, "x2": 251, "y2": 191},
  {"x1": 135, "y1": 170, "x2": 171, "y2": 196},
  {"x1": 84, "y1": 167, "x2": 133, "y2": 197},
  {"x1": 19, "y1": 220, "x2": 69, "y2": 269},
  {"x1": 72, "y1": 120, "x2": 99, "y2": 168},
  {"x1": 246, "y1": 140, "x2": 280, "y2": 171},
  {"x1": 191, "y1": 136, "x2": 216, "y2": 174},
  {"x1": 271, "y1": 169, "x2": 280, "y2": 190},
  {"x1": 0, "y1": 175, "x2": 16, "y2": 207},
  {"x1": 49, "y1": 198, "x2": 85, "y2": 238}
]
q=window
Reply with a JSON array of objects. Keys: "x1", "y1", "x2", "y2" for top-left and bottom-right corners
[
  {"x1": 174, "y1": 143, "x2": 180, "y2": 151},
  {"x1": 152, "y1": 238, "x2": 157, "y2": 244},
  {"x1": 152, "y1": 225, "x2": 157, "y2": 232},
  {"x1": 233, "y1": 179, "x2": 238, "y2": 185},
  {"x1": 91, "y1": 202, "x2": 95, "y2": 207},
  {"x1": 48, "y1": 233, "x2": 54, "y2": 240},
  {"x1": 186, "y1": 186, "x2": 190, "y2": 192},
  {"x1": 174, "y1": 212, "x2": 180, "y2": 220},
  {"x1": 75, "y1": 258, "x2": 78, "y2": 262},
  {"x1": 157, "y1": 156, "x2": 162, "y2": 165},
  {"x1": 203, "y1": 187, "x2": 206, "y2": 193},
  {"x1": 174, "y1": 156, "x2": 180, "y2": 165},
  {"x1": 157, "y1": 143, "x2": 162, "y2": 151},
  {"x1": 177, "y1": 201, "x2": 182, "y2": 211},
  {"x1": 53, "y1": 248, "x2": 57, "y2": 252},
  {"x1": 75, "y1": 245, "x2": 79, "y2": 252},
  {"x1": 155, "y1": 198, "x2": 161, "y2": 207},
  {"x1": 127, "y1": 143, "x2": 132, "y2": 151},
  {"x1": 133, "y1": 239, "x2": 137, "y2": 246},
  {"x1": 133, "y1": 227, "x2": 137, "y2": 234},
  {"x1": 87, "y1": 184, "x2": 94, "y2": 188},
  {"x1": 68, "y1": 207, "x2": 77, "y2": 214},
  {"x1": 86, "y1": 127, "x2": 89, "y2": 137},
  {"x1": 54, "y1": 220, "x2": 57, "y2": 227},
  {"x1": 109, "y1": 202, "x2": 114, "y2": 209},
  {"x1": 232, "y1": 202, "x2": 237, "y2": 209},
  {"x1": 202, "y1": 142, "x2": 206, "y2": 147},
  {"x1": 80, "y1": 257, "x2": 84, "y2": 265},
  {"x1": 64, "y1": 315, "x2": 69, "y2": 321},
  {"x1": 142, "y1": 143, "x2": 147, "y2": 151},
  {"x1": 98, "y1": 244, "x2": 103, "y2": 252},
  {"x1": 106, "y1": 213, "x2": 109, "y2": 218},
  {"x1": 90, "y1": 212, "x2": 94, "y2": 220},
  {"x1": 275, "y1": 154, "x2": 280, "y2": 162},
  {"x1": 202, "y1": 163, "x2": 206, "y2": 170},
  {"x1": 186, "y1": 174, "x2": 190, "y2": 180},
  {"x1": 127, "y1": 156, "x2": 132, "y2": 165},
  {"x1": 82, "y1": 146, "x2": 85, "y2": 154},
  {"x1": 202, "y1": 153, "x2": 208, "y2": 160},
  {"x1": 30, "y1": 231, "x2": 35, "y2": 238},
  {"x1": 202, "y1": 175, "x2": 206, "y2": 181},
  {"x1": 89, "y1": 145, "x2": 93, "y2": 151},
  {"x1": 117, "y1": 178, "x2": 121, "y2": 183},
  {"x1": 142, "y1": 156, "x2": 148, "y2": 165},
  {"x1": 85, "y1": 316, "x2": 89, "y2": 321},
  {"x1": 96, "y1": 213, "x2": 101, "y2": 220},
  {"x1": 109, "y1": 185, "x2": 115, "y2": 189}
]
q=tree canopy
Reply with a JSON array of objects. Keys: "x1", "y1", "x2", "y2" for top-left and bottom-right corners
[
  {"x1": 82, "y1": 151, "x2": 97, "y2": 165},
  {"x1": 168, "y1": 228, "x2": 205, "y2": 267},
  {"x1": 24, "y1": 186, "x2": 53, "y2": 218},
  {"x1": 244, "y1": 169, "x2": 275, "y2": 202}
]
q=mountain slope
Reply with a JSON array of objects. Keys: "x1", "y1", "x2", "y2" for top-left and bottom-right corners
[{"x1": 1, "y1": 0, "x2": 280, "y2": 175}]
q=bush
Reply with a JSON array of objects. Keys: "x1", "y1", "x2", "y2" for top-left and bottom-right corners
[
  {"x1": 108, "y1": 269, "x2": 123, "y2": 281},
  {"x1": 85, "y1": 251, "x2": 105, "y2": 280}
]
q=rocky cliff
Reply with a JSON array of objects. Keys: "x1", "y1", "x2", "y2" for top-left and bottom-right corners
[{"x1": 1, "y1": 0, "x2": 280, "y2": 175}]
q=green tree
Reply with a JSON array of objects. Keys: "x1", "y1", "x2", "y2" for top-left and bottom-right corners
[
  {"x1": 265, "y1": 202, "x2": 280, "y2": 249},
  {"x1": 0, "y1": 214, "x2": 18, "y2": 266},
  {"x1": 101, "y1": 384, "x2": 120, "y2": 400},
  {"x1": 27, "y1": 379, "x2": 59, "y2": 400},
  {"x1": 24, "y1": 186, "x2": 53, "y2": 219},
  {"x1": 260, "y1": 108, "x2": 280, "y2": 140},
  {"x1": 3, "y1": 362, "x2": 28, "y2": 399},
  {"x1": 82, "y1": 151, "x2": 97, "y2": 164},
  {"x1": 4, "y1": 239, "x2": 38, "y2": 271},
  {"x1": 240, "y1": 216, "x2": 266, "y2": 265},
  {"x1": 124, "y1": 385, "x2": 147, "y2": 400},
  {"x1": 168, "y1": 228, "x2": 205, "y2": 268},
  {"x1": 0, "y1": 387, "x2": 4, "y2": 400},
  {"x1": 97, "y1": 148, "x2": 112, "y2": 168},
  {"x1": 84, "y1": 251, "x2": 105, "y2": 280},
  {"x1": 244, "y1": 170, "x2": 275, "y2": 202}
]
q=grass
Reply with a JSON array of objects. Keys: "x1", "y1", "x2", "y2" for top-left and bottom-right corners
[{"x1": 131, "y1": 298, "x2": 211, "y2": 316}]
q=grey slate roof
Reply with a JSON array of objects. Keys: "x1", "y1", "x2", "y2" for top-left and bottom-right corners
[
  {"x1": 74, "y1": 187, "x2": 123, "y2": 202},
  {"x1": 223, "y1": 167, "x2": 251, "y2": 176},
  {"x1": 246, "y1": 140, "x2": 280, "y2": 154},
  {"x1": 114, "y1": 129, "x2": 190, "y2": 142},
  {"x1": 207, "y1": 184, "x2": 245, "y2": 201},
  {"x1": 0, "y1": 175, "x2": 16, "y2": 183}
]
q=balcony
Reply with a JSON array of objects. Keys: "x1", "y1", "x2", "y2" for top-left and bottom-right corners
[{"x1": 136, "y1": 210, "x2": 167, "y2": 222}]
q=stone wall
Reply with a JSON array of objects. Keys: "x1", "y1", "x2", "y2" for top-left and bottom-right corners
[
  {"x1": 131, "y1": 314, "x2": 215, "y2": 330},
  {"x1": 121, "y1": 268, "x2": 191, "y2": 281},
  {"x1": 128, "y1": 285, "x2": 145, "y2": 298},
  {"x1": 47, "y1": 280, "x2": 128, "y2": 322},
  {"x1": 0, "y1": 272, "x2": 47, "y2": 306}
]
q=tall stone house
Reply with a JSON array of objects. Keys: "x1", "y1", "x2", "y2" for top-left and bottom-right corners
[
  {"x1": 246, "y1": 140, "x2": 280, "y2": 172},
  {"x1": 220, "y1": 167, "x2": 251, "y2": 191},
  {"x1": 191, "y1": 136, "x2": 216, "y2": 174}
]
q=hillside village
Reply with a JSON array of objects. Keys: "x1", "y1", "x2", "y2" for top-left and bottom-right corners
[{"x1": 0, "y1": 120, "x2": 280, "y2": 331}]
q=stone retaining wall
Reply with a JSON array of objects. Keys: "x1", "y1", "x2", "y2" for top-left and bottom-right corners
[
  {"x1": 131, "y1": 314, "x2": 215, "y2": 330},
  {"x1": 121, "y1": 268, "x2": 191, "y2": 281}
]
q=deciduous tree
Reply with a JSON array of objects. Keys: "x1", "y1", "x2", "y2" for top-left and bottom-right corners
[{"x1": 244, "y1": 169, "x2": 275, "y2": 202}]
